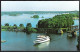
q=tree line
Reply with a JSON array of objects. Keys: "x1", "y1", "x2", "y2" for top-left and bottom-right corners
[
  {"x1": 1, "y1": 13, "x2": 78, "y2": 33},
  {"x1": 38, "y1": 14, "x2": 77, "y2": 29},
  {"x1": 1, "y1": 23, "x2": 37, "y2": 33}
]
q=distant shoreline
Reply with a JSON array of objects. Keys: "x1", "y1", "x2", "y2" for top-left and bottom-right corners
[{"x1": 1, "y1": 10, "x2": 79, "y2": 12}]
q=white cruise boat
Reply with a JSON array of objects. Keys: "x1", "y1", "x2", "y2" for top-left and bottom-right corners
[{"x1": 34, "y1": 35, "x2": 50, "y2": 44}]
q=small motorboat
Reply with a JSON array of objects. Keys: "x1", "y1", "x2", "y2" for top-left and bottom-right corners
[{"x1": 34, "y1": 35, "x2": 50, "y2": 44}]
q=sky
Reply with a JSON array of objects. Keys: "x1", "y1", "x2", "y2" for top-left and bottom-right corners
[{"x1": 1, "y1": 1, "x2": 79, "y2": 11}]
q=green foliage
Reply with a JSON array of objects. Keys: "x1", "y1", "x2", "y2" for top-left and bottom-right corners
[
  {"x1": 41, "y1": 16, "x2": 44, "y2": 18},
  {"x1": 1, "y1": 26, "x2": 11, "y2": 31},
  {"x1": 1, "y1": 23, "x2": 25, "y2": 31},
  {"x1": 13, "y1": 24, "x2": 17, "y2": 29},
  {"x1": 26, "y1": 23, "x2": 32, "y2": 27},
  {"x1": 38, "y1": 14, "x2": 74, "y2": 28},
  {"x1": 1, "y1": 29, "x2": 7, "y2": 31},
  {"x1": 19, "y1": 24, "x2": 24, "y2": 27},
  {"x1": 68, "y1": 13, "x2": 79, "y2": 18},
  {"x1": 18, "y1": 27, "x2": 25, "y2": 31},
  {"x1": 26, "y1": 23, "x2": 37, "y2": 33},
  {"x1": 26, "y1": 23, "x2": 32, "y2": 33},
  {"x1": 31, "y1": 28, "x2": 37, "y2": 32},
  {"x1": 13, "y1": 26, "x2": 17, "y2": 29},
  {"x1": 26, "y1": 27, "x2": 37, "y2": 33},
  {"x1": 13, "y1": 24, "x2": 17, "y2": 26},
  {"x1": 31, "y1": 15, "x2": 39, "y2": 18},
  {"x1": 26, "y1": 27, "x2": 32, "y2": 33},
  {"x1": 5, "y1": 23, "x2": 9, "y2": 26}
]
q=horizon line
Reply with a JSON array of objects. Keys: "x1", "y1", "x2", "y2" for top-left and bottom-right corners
[{"x1": 1, "y1": 10, "x2": 79, "y2": 12}]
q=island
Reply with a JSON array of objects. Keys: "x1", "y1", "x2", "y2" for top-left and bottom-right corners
[{"x1": 31, "y1": 15, "x2": 39, "y2": 18}]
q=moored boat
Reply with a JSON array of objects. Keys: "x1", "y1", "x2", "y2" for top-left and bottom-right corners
[{"x1": 34, "y1": 35, "x2": 50, "y2": 44}]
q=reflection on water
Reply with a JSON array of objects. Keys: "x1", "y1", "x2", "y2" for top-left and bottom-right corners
[
  {"x1": 61, "y1": 34, "x2": 63, "y2": 37},
  {"x1": 34, "y1": 41, "x2": 50, "y2": 47},
  {"x1": 34, "y1": 41, "x2": 50, "y2": 51}
]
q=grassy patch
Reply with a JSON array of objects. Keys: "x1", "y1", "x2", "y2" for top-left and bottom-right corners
[{"x1": 1, "y1": 29, "x2": 7, "y2": 31}]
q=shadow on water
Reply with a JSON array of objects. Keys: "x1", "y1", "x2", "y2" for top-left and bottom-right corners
[
  {"x1": 67, "y1": 36, "x2": 77, "y2": 40},
  {"x1": 33, "y1": 43, "x2": 40, "y2": 46},
  {"x1": 45, "y1": 33, "x2": 63, "y2": 41},
  {"x1": 33, "y1": 41, "x2": 50, "y2": 49},
  {"x1": 25, "y1": 32, "x2": 32, "y2": 35}
]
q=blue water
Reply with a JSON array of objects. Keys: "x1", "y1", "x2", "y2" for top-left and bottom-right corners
[
  {"x1": 1, "y1": 13, "x2": 57, "y2": 27},
  {"x1": 1, "y1": 12, "x2": 79, "y2": 51},
  {"x1": 1, "y1": 31, "x2": 79, "y2": 51},
  {"x1": 73, "y1": 20, "x2": 79, "y2": 26}
]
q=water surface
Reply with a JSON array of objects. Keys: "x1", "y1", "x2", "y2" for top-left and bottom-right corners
[
  {"x1": 1, "y1": 31, "x2": 79, "y2": 51},
  {"x1": 1, "y1": 13, "x2": 57, "y2": 27}
]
